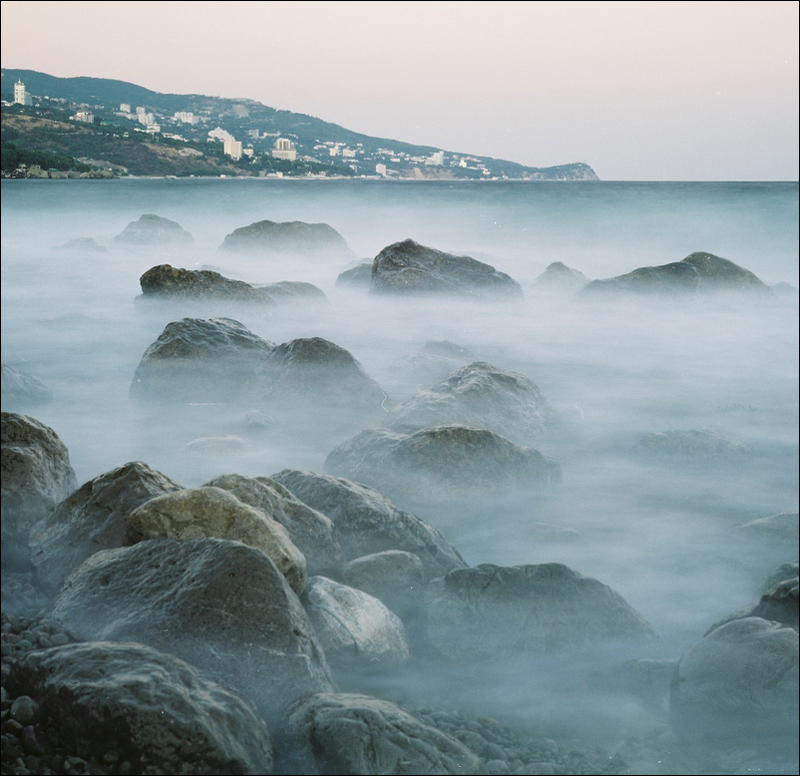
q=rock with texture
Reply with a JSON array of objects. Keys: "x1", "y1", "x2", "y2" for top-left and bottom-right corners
[
  {"x1": 1, "y1": 364, "x2": 53, "y2": 410},
  {"x1": 283, "y1": 692, "x2": 483, "y2": 775},
  {"x1": 335, "y1": 262, "x2": 373, "y2": 288},
  {"x1": 113, "y1": 213, "x2": 193, "y2": 245},
  {"x1": 50, "y1": 537, "x2": 335, "y2": 721},
  {"x1": 269, "y1": 469, "x2": 467, "y2": 581},
  {"x1": 370, "y1": 239, "x2": 523, "y2": 299},
  {"x1": 5, "y1": 641, "x2": 274, "y2": 775},
  {"x1": 532, "y1": 261, "x2": 589, "y2": 294},
  {"x1": 218, "y1": 219, "x2": 354, "y2": 258},
  {"x1": 422, "y1": 563, "x2": 656, "y2": 660},
  {"x1": 29, "y1": 461, "x2": 183, "y2": 592},
  {"x1": 707, "y1": 577, "x2": 799, "y2": 633}
]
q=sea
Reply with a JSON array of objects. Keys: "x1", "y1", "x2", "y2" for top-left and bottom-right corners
[{"x1": 2, "y1": 178, "x2": 798, "y2": 773}]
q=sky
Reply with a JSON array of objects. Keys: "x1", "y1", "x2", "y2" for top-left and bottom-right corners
[{"x1": 1, "y1": 0, "x2": 798, "y2": 180}]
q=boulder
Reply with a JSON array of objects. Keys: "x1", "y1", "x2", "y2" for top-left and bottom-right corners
[
  {"x1": 112, "y1": 213, "x2": 193, "y2": 245},
  {"x1": 204, "y1": 473, "x2": 341, "y2": 576},
  {"x1": 29, "y1": 461, "x2": 183, "y2": 592},
  {"x1": 670, "y1": 617, "x2": 799, "y2": 743},
  {"x1": 706, "y1": 577, "x2": 799, "y2": 632},
  {"x1": 124, "y1": 486, "x2": 307, "y2": 593},
  {"x1": 283, "y1": 692, "x2": 483, "y2": 775},
  {"x1": 385, "y1": 361, "x2": 555, "y2": 445},
  {"x1": 53, "y1": 237, "x2": 108, "y2": 253},
  {"x1": 218, "y1": 219, "x2": 355, "y2": 258},
  {"x1": 252, "y1": 280, "x2": 328, "y2": 304},
  {"x1": 1, "y1": 364, "x2": 53, "y2": 410},
  {"x1": 370, "y1": 239, "x2": 523, "y2": 299},
  {"x1": 49, "y1": 537, "x2": 335, "y2": 721},
  {"x1": 302, "y1": 576, "x2": 410, "y2": 670},
  {"x1": 739, "y1": 511, "x2": 799, "y2": 544},
  {"x1": 335, "y1": 262, "x2": 373, "y2": 288},
  {"x1": 532, "y1": 261, "x2": 589, "y2": 294},
  {"x1": 5, "y1": 641, "x2": 274, "y2": 775},
  {"x1": 680, "y1": 251, "x2": 771, "y2": 294},
  {"x1": 422, "y1": 563, "x2": 656, "y2": 660},
  {"x1": 634, "y1": 429, "x2": 748, "y2": 462},
  {"x1": 389, "y1": 341, "x2": 476, "y2": 393},
  {"x1": 130, "y1": 317, "x2": 275, "y2": 402},
  {"x1": 269, "y1": 470, "x2": 467, "y2": 581},
  {"x1": 761, "y1": 562, "x2": 800, "y2": 594},
  {"x1": 1, "y1": 413, "x2": 77, "y2": 568},
  {"x1": 324, "y1": 425, "x2": 562, "y2": 500}
]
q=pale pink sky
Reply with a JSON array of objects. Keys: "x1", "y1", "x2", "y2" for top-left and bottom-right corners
[{"x1": 2, "y1": 0, "x2": 797, "y2": 180}]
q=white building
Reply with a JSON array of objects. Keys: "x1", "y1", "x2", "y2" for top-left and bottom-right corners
[
  {"x1": 223, "y1": 139, "x2": 243, "y2": 161},
  {"x1": 120, "y1": 103, "x2": 131, "y2": 113},
  {"x1": 272, "y1": 138, "x2": 297, "y2": 161},
  {"x1": 375, "y1": 163, "x2": 388, "y2": 177},
  {"x1": 174, "y1": 111, "x2": 200, "y2": 124},
  {"x1": 208, "y1": 126, "x2": 235, "y2": 142},
  {"x1": 425, "y1": 151, "x2": 445, "y2": 166},
  {"x1": 72, "y1": 111, "x2": 95, "y2": 123},
  {"x1": 138, "y1": 112, "x2": 156, "y2": 126},
  {"x1": 13, "y1": 80, "x2": 32, "y2": 106}
]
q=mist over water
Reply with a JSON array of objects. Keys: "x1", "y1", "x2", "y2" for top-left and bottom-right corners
[{"x1": 2, "y1": 179, "x2": 798, "y2": 772}]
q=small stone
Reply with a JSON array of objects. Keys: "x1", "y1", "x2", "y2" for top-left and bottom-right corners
[{"x1": 10, "y1": 697, "x2": 38, "y2": 725}]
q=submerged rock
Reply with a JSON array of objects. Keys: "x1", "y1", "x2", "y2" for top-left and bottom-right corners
[
  {"x1": 5, "y1": 641, "x2": 274, "y2": 775},
  {"x1": 53, "y1": 237, "x2": 108, "y2": 253},
  {"x1": 218, "y1": 219, "x2": 354, "y2": 258},
  {"x1": 532, "y1": 261, "x2": 589, "y2": 294},
  {"x1": 112, "y1": 213, "x2": 193, "y2": 245},
  {"x1": 1, "y1": 364, "x2": 53, "y2": 410},
  {"x1": 634, "y1": 429, "x2": 748, "y2": 462},
  {"x1": 370, "y1": 239, "x2": 523, "y2": 299},
  {"x1": 707, "y1": 577, "x2": 799, "y2": 633},
  {"x1": 739, "y1": 510, "x2": 799, "y2": 543},
  {"x1": 389, "y1": 341, "x2": 476, "y2": 393},
  {"x1": 335, "y1": 261, "x2": 373, "y2": 288}
]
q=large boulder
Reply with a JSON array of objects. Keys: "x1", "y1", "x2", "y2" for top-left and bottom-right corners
[
  {"x1": 324, "y1": 425, "x2": 562, "y2": 500},
  {"x1": 218, "y1": 219, "x2": 355, "y2": 258},
  {"x1": 283, "y1": 693, "x2": 483, "y2": 775},
  {"x1": 706, "y1": 577, "x2": 799, "y2": 633},
  {"x1": 1, "y1": 364, "x2": 53, "y2": 410},
  {"x1": 124, "y1": 486, "x2": 307, "y2": 593},
  {"x1": 370, "y1": 239, "x2": 523, "y2": 299},
  {"x1": 385, "y1": 361, "x2": 555, "y2": 445},
  {"x1": 49, "y1": 538, "x2": 335, "y2": 721},
  {"x1": 130, "y1": 317, "x2": 275, "y2": 402},
  {"x1": 532, "y1": 261, "x2": 589, "y2": 294},
  {"x1": 269, "y1": 470, "x2": 467, "y2": 581},
  {"x1": 1, "y1": 413, "x2": 77, "y2": 568},
  {"x1": 335, "y1": 262, "x2": 373, "y2": 289},
  {"x1": 670, "y1": 617, "x2": 799, "y2": 743},
  {"x1": 422, "y1": 563, "x2": 656, "y2": 660},
  {"x1": 112, "y1": 213, "x2": 193, "y2": 245},
  {"x1": 5, "y1": 641, "x2": 274, "y2": 775},
  {"x1": 205, "y1": 473, "x2": 341, "y2": 576},
  {"x1": 680, "y1": 251, "x2": 771, "y2": 294},
  {"x1": 301, "y1": 576, "x2": 410, "y2": 670},
  {"x1": 29, "y1": 461, "x2": 183, "y2": 592}
]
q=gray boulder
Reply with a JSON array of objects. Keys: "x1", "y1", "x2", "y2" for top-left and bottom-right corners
[
  {"x1": 269, "y1": 469, "x2": 467, "y2": 581},
  {"x1": 302, "y1": 576, "x2": 410, "y2": 670},
  {"x1": 385, "y1": 361, "x2": 555, "y2": 445},
  {"x1": 1, "y1": 364, "x2": 53, "y2": 410},
  {"x1": 670, "y1": 617, "x2": 799, "y2": 743},
  {"x1": 50, "y1": 537, "x2": 335, "y2": 721},
  {"x1": 761, "y1": 562, "x2": 800, "y2": 594},
  {"x1": 335, "y1": 262, "x2": 373, "y2": 288},
  {"x1": 205, "y1": 473, "x2": 341, "y2": 577},
  {"x1": 680, "y1": 251, "x2": 771, "y2": 294},
  {"x1": 113, "y1": 213, "x2": 193, "y2": 245},
  {"x1": 29, "y1": 461, "x2": 183, "y2": 592},
  {"x1": 706, "y1": 577, "x2": 799, "y2": 633},
  {"x1": 283, "y1": 692, "x2": 483, "y2": 775},
  {"x1": 130, "y1": 317, "x2": 275, "y2": 402},
  {"x1": 370, "y1": 239, "x2": 523, "y2": 299},
  {"x1": 422, "y1": 563, "x2": 656, "y2": 660},
  {"x1": 634, "y1": 429, "x2": 748, "y2": 462},
  {"x1": 5, "y1": 641, "x2": 274, "y2": 775},
  {"x1": 324, "y1": 425, "x2": 562, "y2": 500},
  {"x1": 54, "y1": 236, "x2": 108, "y2": 252},
  {"x1": 532, "y1": 261, "x2": 589, "y2": 294},
  {"x1": 218, "y1": 219, "x2": 355, "y2": 258}
]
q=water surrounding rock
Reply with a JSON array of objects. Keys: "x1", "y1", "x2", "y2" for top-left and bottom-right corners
[
  {"x1": 112, "y1": 213, "x2": 193, "y2": 245},
  {"x1": 53, "y1": 236, "x2": 108, "y2": 252},
  {"x1": 739, "y1": 511, "x2": 799, "y2": 543},
  {"x1": 761, "y1": 562, "x2": 800, "y2": 594},
  {"x1": 1, "y1": 364, "x2": 53, "y2": 410},
  {"x1": 634, "y1": 429, "x2": 748, "y2": 462},
  {"x1": 706, "y1": 577, "x2": 799, "y2": 632},
  {"x1": 370, "y1": 239, "x2": 524, "y2": 299},
  {"x1": 218, "y1": 219, "x2": 355, "y2": 258},
  {"x1": 389, "y1": 341, "x2": 477, "y2": 394},
  {"x1": 335, "y1": 261, "x2": 372, "y2": 288}
]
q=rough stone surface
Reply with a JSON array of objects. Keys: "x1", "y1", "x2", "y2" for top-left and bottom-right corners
[
  {"x1": 385, "y1": 361, "x2": 555, "y2": 445},
  {"x1": 335, "y1": 262, "x2": 373, "y2": 288},
  {"x1": 422, "y1": 563, "x2": 656, "y2": 660},
  {"x1": 130, "y1": 317, "x2": 275, "y2": 402},
  {"x1": 761, "y1": 562, "x2": 800, "y2": 594},
  {"x1": 124, "y1": 486, "x2": 307, "y2": 593},
  {"x1": 670, "y1": 617, "x2": 799, "y2": 742},
  {"x1": 634, "y1": 429, "x2": 748, "y2": 462},
  {"x1": 680, "y1": 251, "x2": 771, "y2": 294},
  {"x1": 112, "y1": 213, "x2": 193, "y2": 245},
  {"x1": 370, "y1": 239, "x2": 523, "y2": 299},
  {"x1": 706, "y1": 577, "x2": 799, "y2": 633},
  {"x1": 218, "y1": 219, "x2": 355, "y2": 258},
  {"x1": 325, "y1": 425, "x2": 562, "y2": 499},
  {"x1": 1, "y1": 364, "x2": 53, "y2": 410},
  {"x1": 29, "y1": 461, "x2": 183, "y2": 592},
  {"x1": 269, "y1": 470, "x2": 467, "y2": 581},
  {"x1": 49, "y1": 537, "x2": 335, "y2": 721},
  {"x1": 204, "y1": 473, "x2": 341, "y2": 576},
  {"x1": 532, "y1": 261, "x2": 589, "y2": 294},
  {"x1": 5, "y1": 641, "x2": 274, "y2": 775},
  {"x1": 302, "y1": 576, "x2": 410, "y2": 670},
  {"x1": 283, "y1": 692, "x2": 483, "y2": 775}
]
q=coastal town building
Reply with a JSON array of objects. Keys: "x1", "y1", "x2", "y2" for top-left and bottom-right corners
[
  {"x1": 272, "y1": 137, "x2": 297, "y2": 161},
  {"x1": 223, "y1": 139, "x2": 243, "y2": 160},
  {"x1": 208, "y1": 127, "x2": 235, "y2": 142},
  {"x1": 13, "y1": 80, "x2": 32, "y2": 106}
]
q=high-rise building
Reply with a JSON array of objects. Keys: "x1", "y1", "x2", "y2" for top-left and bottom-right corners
[
  {"x1": 224, "y1": 139, "x2": 243, "y2": 161},
  {"x1": 272, "y1": 138, "x2": 297, "y2": 161},
  {"x1": 13, "y1": 80, "x2": 32, "y2": 106}
]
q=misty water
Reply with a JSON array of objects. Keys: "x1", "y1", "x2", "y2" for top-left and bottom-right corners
[{"x1": 2, "y1": 178, "x2": 798, "y2": 774}]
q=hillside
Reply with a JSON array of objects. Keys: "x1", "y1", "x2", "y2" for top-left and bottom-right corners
[{"x1": 1, "y1": 69, "x2": 599, "y2": 180}]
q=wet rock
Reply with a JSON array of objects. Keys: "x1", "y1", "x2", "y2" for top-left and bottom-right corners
[
  {"x1": 53, "y1": 237, "x2": 108, "y2": 253},
  {"x1": 761, "y1": 562, "x2": 800, "y2": 594},
  {"x1": 422, "y1": 563, "x2": 656, "y2": 660},
  {"x1": 325, "y1": 425, "x2": 562, "y2": 500},
  {"x1": 389, "y1": 341, "x2": 476, "y2": 393},
  {"x1": 112, "y1": 213, "x2": 193, "y2": 245},
  {"x1": 283, "y1": 692, "x2": 483, "y2": 775},
  {"x1": 243, "y1": 409, "x2": 275, "y2": 436},
  {"x1": 130, "y1": 317, "x2": 275, "y2": 402},
  {"x1": 680, "y1": 251, "x2": 771, "y2": 294},
  {"x1": 370, "y1": 239, "x2": 523, "y2": 299},
  {"x1": 634, "y1": 429, "x2": 748, "y2": 462},
  {"x1": 302, "y1": 576, "x2": 410, "y2": 670},
  {"x1": 707, "y1": 577, "x2": 799, "y2": 633},
  {"x1": 532, "y1": 261, "x2": 589, "y2": 294},
  {"x1": 218, "y1": 219, "x2": 355, "y2": 258},
  {"x1": 739, "y1": 511, "x2": 799, "y2": 543},
  {"x1": 29, "y1": 461, "x2": 183, "y2": 592},
  {"x1": 6, "y1": 641, "x2": 274, "y2": 775},
  {"x1": 385, "y1": 362, "x2": 555, "y2": 445},
  {"x1": 670, "y1": 617, "x2": 799, "y2": 743},
  {"x1": 49, "y1": 537, "x2": 335, "y2": 721},
  {"x1": 269, "y1": 470, "x2": 467, "y2": 581},
  {"x1": 335, "y1": 262, "x2": 372, "y2": 288},
  {"x1": 204, "y1": 473, "x2": 341, "y2": 576},
  {"x1": 1, "y1": 365, "x2": 53, "y2": 410},
  {"x1": 124, "y1": 486, "x2": 307, "y2": 593}
]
